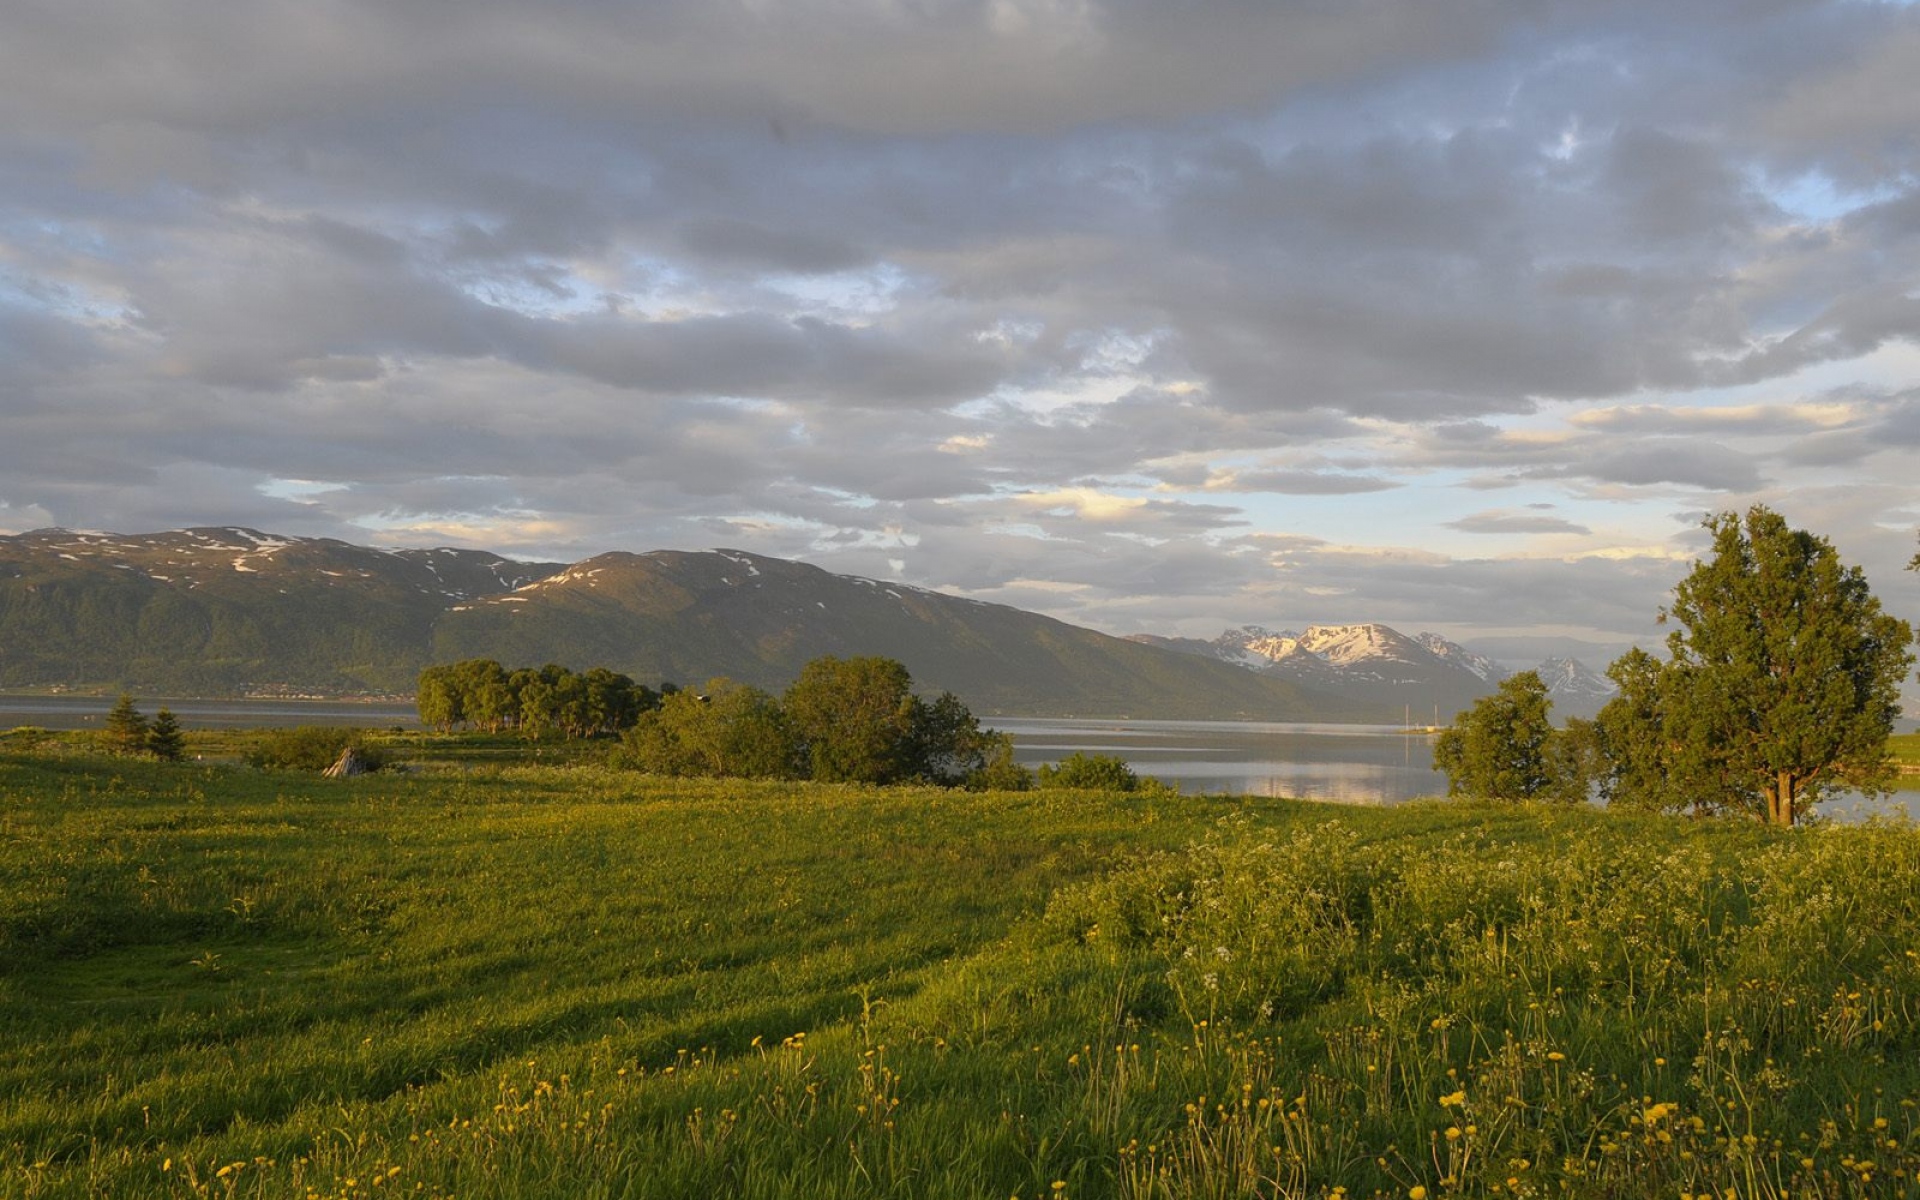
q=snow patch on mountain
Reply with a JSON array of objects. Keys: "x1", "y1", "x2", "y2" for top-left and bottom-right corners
[
  {"x1": 1413, "y1": 632, "x2": 1509, "y2": 685},
  {"x1": 1536, "y1": 657, "x2": 1617, "y2": 703}
]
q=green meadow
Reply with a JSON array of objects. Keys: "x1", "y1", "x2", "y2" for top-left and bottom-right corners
[{"x1": 4, "y1": 747, "x2": 1919, "y2": 1199}]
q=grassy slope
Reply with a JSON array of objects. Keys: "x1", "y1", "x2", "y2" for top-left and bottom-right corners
[{"x1": 3, "y1": 755, "x2": 1918, "y2": 1199}]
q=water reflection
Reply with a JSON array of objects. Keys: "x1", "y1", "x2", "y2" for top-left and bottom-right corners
[
  {"x1": 997, "y1": 716, "x2": 1920, "y2": 818},
  {"x1": 996, "y1": 717, "x2": 1449, "y2": 804}
]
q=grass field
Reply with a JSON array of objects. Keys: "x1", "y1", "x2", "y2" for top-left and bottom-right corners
[
  {"x1": 3, "y1": 750, "x2": 1919, "y2": 1198},
  {"x1": 1890, "y1": 733, "x2": 1920, "y2": 767}
]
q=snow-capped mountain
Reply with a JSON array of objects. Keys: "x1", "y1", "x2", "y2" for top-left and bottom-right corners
[
  {"x1": 1534, "y1": 657, "x2": 1618, "y2": 713},
  {"x1": 1132, "y1": 623, "x2": 1622, "y2": 721},
  {"x1": 1412, "y1": 632, "x2": 1509, "y2": 686},
  {"x1": 1133, "y1": 622, "x2": 1505, "y2": 720}
]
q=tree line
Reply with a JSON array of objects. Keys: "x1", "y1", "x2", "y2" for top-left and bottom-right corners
[
  {"x1": 415, "y1": 659, "x2": 662, "y2": 738},
  {"x1": 1435, "y1": 506, "x2": 1918, "y2": 826},
  {"x1": 613, "y1": 655, "x2": 1032, "y2": 788},
  {"x1": 416, "y1": 653, "x2": 1035, "y2": 789}
]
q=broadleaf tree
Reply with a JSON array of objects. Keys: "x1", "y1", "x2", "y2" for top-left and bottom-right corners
[
  {"x1": 1611, "y1": 506, "x2": 1914, "y2": 826},
  {"x1": 1432, "y1": 671, "x2": 1569, "y2": 801},
  {"x1": 1593, "y1": 648, "x2": 1691, "y2": 813},
  {"x1": 784, "y1": 655, "x2": 921, "y2": 784}
]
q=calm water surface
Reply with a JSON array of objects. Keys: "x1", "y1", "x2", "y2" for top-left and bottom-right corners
[
  {"x1": 0, "y1": 694, "x2": 422, "y2": 730},
  {"x1": 997, "y1": 717, "x2": 1448, "y2": 804},
  {"x1": 998, "y1": 716, "x2": 1920, "y2": 819}
]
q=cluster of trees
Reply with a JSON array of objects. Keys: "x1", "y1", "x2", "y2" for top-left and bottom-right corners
[
  {"x1": 415, "y1": 659, "x2": 661, "y2": 738},
  {"x1": 102, "y1": 694, "x2": 186, "y2": 761},
  {"x1": 1435, "y1": 507, "x2": 1917, "y2": 826},
  {"x1": 617, "y1": 655, "x2": 1030, "y2": 788}
]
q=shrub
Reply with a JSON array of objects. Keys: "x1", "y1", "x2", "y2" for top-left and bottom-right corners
[
  {"x1": 1036, "y1": 751, "x2": 1140, "y2": 792},
  {"x1": 242, "y1": 726, "x2": 388, "y2": 772}
]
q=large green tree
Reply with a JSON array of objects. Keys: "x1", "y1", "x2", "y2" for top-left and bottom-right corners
[
  {"x1": 783, "y1": 655, "x2": 921, "y2": 784},
  {"x1": 1432, "y1": 671, "x2": 1566, "y2": 800},
  {"x1": 1619, "y1": 506, "x2": 1914, "y2": 826},
  {"x1": 1593, "y1": 648, "x2": 1691, "y2": 813},
  {"x1": 621, "y1": 679, "x2": 802, "y2": 779}
]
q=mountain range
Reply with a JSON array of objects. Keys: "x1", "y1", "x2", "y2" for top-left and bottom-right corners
[
  {"x1": 1129, "y1": 624, "x2": 1613, "y2": 719},
  {"x1": 0, "y1": 527, "x2": 1618, "y2": 720},
  {"x1": 0, "y1": 528, "x2": 1375, "y2": 720}
]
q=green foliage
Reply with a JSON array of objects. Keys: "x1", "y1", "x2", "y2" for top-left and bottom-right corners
[
  {"x1": 417, "y1": 658, "x2": 660, "y2": 739},
  {"x1": 144, "y1": 707, "x2": 186, "y2": 761},
  {"x1": 0, "y1": 726, "x2": 55, "y2": 752},
  {"x1": 1593, "y1": 646, "x2": 1687, "y2": 812},
  {"x1": 1431, "y1": 671, "x2": 1574, "y2": 800},
  {"x1": 241, "y1": 725, "x2": 388, "y2": 772},
  {"x1": 615, "y1": 656, "x2": 1013, "y2": 788},
  {"x1": 616, "y1": 679, "x2": 803, "y2": 778},
  {"x1": 1036, "y1": 750, "x2": 1139, "y2": 791},
  {"x1": 901, "y1": 690, "x2": 1005, "y2": 786},
  {"x1": 100, "y1": 693, "x2": 148, "y2": 756},
  {"x1": 783, "y1": 655, "x2": 919, "y2": 783},
  {"x1": 1539, "y1": 714, "x2": 1602, "y2": 804},
  {"x1": 1034, "y1": 809, "x2": 1920, "y2": 1198},
  {"x1": 1602, "y1": 506, "x2": 1916, "y2": 825},
  {"x1": 962, "y1": 730, "x2": 1034, "y2": 791}
]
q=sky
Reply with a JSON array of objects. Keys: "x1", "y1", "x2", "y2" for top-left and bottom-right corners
[{"x1": 3, "y1": 0, "x2": 1918, "y2": 659}]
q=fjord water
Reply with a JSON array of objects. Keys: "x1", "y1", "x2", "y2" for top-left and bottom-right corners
[
  {"x1": 1000, "y1": 716, "x2": 1450, "y2": 802},
  {"x1": 1001, "y1": 716, "x2": 1920, "y2": 819},
  {"x1": 0, "y1": 694, "x2": 424, "y2": 730}
]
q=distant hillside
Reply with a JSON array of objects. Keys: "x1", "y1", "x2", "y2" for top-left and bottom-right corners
[
  {"x1": 0, "y1": 529, "x2": 1380, "y2": 721},
  {"x1": 429, "y1": 550, "x2": 1379, "y2": 719},
  {"x1": 0, "y1": 528, "x2": 558, "y2": 693}
]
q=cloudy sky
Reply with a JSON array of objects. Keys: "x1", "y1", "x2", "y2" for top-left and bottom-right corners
[{"x1": 4, "y1": 0, "x2": 1919, "y2": 654}]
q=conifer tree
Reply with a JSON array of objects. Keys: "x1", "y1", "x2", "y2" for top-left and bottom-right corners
[
  {"x1": 146, "y1": 708, "x2": 186, "y2": 761},
  {"x1": 103, "y1": 693, "x2": 148, "y2": 756}
]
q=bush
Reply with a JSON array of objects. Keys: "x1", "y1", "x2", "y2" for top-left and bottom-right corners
[
  {"x1": 613, "y1": 680, "x2": 803, "y2": 779},
  {"x1": 1036, "y1": 751, "x2": 1140, "y2": 792},
  {"x1": 962, "y1": 733, "x2": 1035, "y2": 791},
  {"x1": 242, "y1": 726, "x2": 388, "y2": 772}
]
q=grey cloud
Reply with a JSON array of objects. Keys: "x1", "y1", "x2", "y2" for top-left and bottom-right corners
[
  {"x1": 0, "y1": 0, "x2": 1549, "y2": 139},
  {"x1": 1761, "y1": 21, "x2": 1920, "y2": 185},
  {"x1": 1219, "y1": 469, "x2": 1401, "y2": 496},
  {"x1": 1603, "y1": 127, "x2": 1762, "y2": 249},
  {"x1": 1715, "y1": 288, "x2": 1920, "y2": 386},
  {"x1": 1552, "y1": 442, "x2": 1764, "y2": 492},
  {"x1": 1411, "y1": 425, "x2": 1768, "y2": 493},
  {"x1": 1447, "y1": 510, "x2": 1593, "y2": 535},
  {"x1": 676, "y1": 218, "x2": 871, "y2": 275},
  {"x1": 1572, "y1": 403, "x2": 1851, "y2": 438},
  {"x1": 1868, "y1": 393, "x2": 1920, "y2": 448}
]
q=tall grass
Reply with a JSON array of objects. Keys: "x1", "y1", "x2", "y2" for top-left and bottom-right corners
[{"x1": 2, "y1": 753, "x2": 1917, "y2": 1198}]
